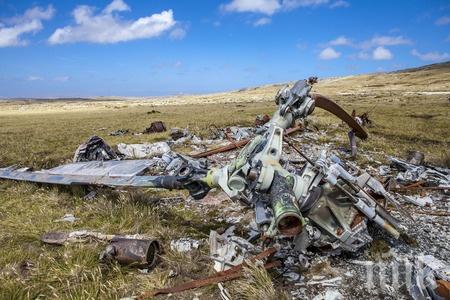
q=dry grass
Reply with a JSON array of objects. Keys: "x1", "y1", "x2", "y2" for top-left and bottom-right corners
[
  {"x1": 0, "y1": 62, "x2": 449, "y2": 299},
  {"x1": 231, "y1": 260, "x2": 287, "y2": 300}
]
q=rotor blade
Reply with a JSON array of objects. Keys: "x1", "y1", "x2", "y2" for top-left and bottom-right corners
[
  {"x1": 311, "y1": 93, "x2": 368, "y2": 140},
  {"x1": 0, "y1": 160, "x2": 183, "y2": 189}
]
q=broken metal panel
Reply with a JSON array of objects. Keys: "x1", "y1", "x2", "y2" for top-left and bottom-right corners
[
  {"x1": 0, "y1": 160, "x2": 182, "y2": 188},
  {"x1": 48, "y1": 159, "x2": 156, "y2": 177}
]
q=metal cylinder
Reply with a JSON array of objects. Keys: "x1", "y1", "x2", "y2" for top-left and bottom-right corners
[
  {"x1": 270, "y1": 172, "x2": 303, "y2": 236},
  {"x1": 103, "y1": 238, "x2": 161, "y2": 269}
]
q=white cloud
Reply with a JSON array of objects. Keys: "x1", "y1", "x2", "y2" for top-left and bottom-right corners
[
  {"x1": 48, "y1": 1, "x2": 176, "y2": 44},
  {"x1": 435, "y1": 15, "x2": 450, "y2": 26},
  {"x1": 169, "y1": 27, "x2": 187, "y2": 40},
  {"x1": 103, "y1": 0, "x2": 130, "y2": 14},
  {"x1": 411, "y1": 49, "x2": 450, "y2": 62},
  {"x1": 319, "y1": 47, "x2": 340, "y2": 59},
  {"x1": 253, "y1": 17, "x2": 271, "y2": 26},
  {"x1": 372, "y1": 46, "x2": 393, "y2": 60},
  {"x1": 282, "y1": 0, "x2": 329, "y2": 9},
  {"x1": 27, "y1": 75, "x2": 44, "y2": 81},
  {"x1": 0, "y1": 5, "x2": 54, "y2": 47},
  {"x1": 360, "y1": 35, "x2": 412, "y2": 49},
  {"x1": 221, "y1": 0, "x2": 281, "y2": 15},
  {"x1": 329, "y1": 35, "x2": 351, "y2": 46},
  {"x1": 330, "y1": 0, "x2": 350, "y2": 8},
  {"x1": 220, "y1": 0, "x2": 346, "y2": 16}
]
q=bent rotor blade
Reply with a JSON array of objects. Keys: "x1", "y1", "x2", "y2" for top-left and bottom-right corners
[
  {"x1": 311, "y1": 93, "x2": 368, "y2": 140},
  {"x1": 0, "y1": 160, "x2": 183, "y2": 189}
]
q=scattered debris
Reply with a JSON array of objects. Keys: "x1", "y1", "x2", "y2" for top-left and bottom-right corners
[
  {"x1": 218, "y1": 282, "x2": 232, "y2": 300},
  {"x1": 40, "y1": 230, "x2": 150, "y2": 245},
  {"x1": 117, "y1": 142, "x2": 170, "y2": 159},
  {"x1": 83, "y1": 190, "x2": 97, "y2": 201},
  {"x1": 41, "y1": 230, "x2": 115, "y2": 245},
  {"x1": 409, "y1": 255, "x2": 450, "y2": 300},
  {"x1": 347, "y1": 109, "x2": 364, "y2": 158},
  {"x1": 54, "y1": 214, "x2": 79, "y2": 223},
  {"x1": 139, "y1": 247, "x2": 280, "y2": 298},
  {"x1": 298, "y1": 277, "x2": 342, "y2": 287},
  {"x1": 109, "y1": 129, "x2": 130, "y2": 136},
  {"x1": 143, "y1": 121, "x2": 166, "y2": 134},
  {"x1": 170, "y1": 238, "x2": 201, "y2": 253},
  {"x1": 190, "y1": 125, "x2": 303, "y2": 158},
  {"x1": 390, "y1": 156, "x2": 450, "y2": 186},
  {"x1": 255, "y1": 114, "x2": 270, "y2": 127},
  {"x1": 147, "y1": 110, "x2": 161, "y2": 114},
  {"x1": 209, "y1": 226, "x2": 257, "y2": 272},
  {"x1": 402, "y1": 195, "x2": 433, "y2": 207},
  {"x1": 406, "y1": 150, "x2": 425, "y2": 165},
  {"x1": 41, "y1": 230, "x2": 161, "y2": 269},
  {"x1": 99, "y1": 237, "x2": 161, "y2": 269},
  {"x1": 73, "y1": 135, "x2": 118, "y2": 162},
  {"x1": 227, "y1": 127, "x2": 254, "y2": 140},
  {"x1": 170, "y1": 127, "x2": 189, "y2": 141},
  {"x1": 18, "y1": 260, "x2": 34, "y2": 278},
  {"x1": 311, "y1": 289, "x2": 343, "y2": 300},
  {"x1": 5, "y1": 78, "x2": 450, "y2": 299}
]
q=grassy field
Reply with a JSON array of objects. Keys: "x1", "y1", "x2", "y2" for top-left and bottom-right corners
[{"x1": 0, "y1": 62, "x2": 449, "y2": 299}]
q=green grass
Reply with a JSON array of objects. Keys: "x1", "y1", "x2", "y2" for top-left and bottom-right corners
[{"x1": 0, "y1": 80, "x2": 449, "y2": 299}]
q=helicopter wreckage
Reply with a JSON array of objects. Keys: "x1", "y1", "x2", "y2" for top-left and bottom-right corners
[{"x1": 1, "y1": 78, "x2": 449, "y2": 298}]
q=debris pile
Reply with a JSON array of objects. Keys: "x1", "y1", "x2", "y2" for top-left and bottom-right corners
[
  {"x1": 117, "y1": 142, "x2": 170, "y2": 159},
  {"x1": 73, "y1": 135, "x2": 118, "y2": 162},
  {"x1": 1, "y1": 79, "x2": 449, "y2": 299}
]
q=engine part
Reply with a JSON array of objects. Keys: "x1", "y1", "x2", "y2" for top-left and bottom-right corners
[{"x1": 100, "y1": 237, "x2": 161, "y2": 269}]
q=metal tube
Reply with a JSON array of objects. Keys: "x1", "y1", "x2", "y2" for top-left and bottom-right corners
[{"x1": 103, "y1": 238, "x2": 161, "y2": 269}]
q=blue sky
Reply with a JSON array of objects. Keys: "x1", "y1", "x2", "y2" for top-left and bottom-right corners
[{"x1": 0, "y1": 0, "x2": 449, "y2": 97}]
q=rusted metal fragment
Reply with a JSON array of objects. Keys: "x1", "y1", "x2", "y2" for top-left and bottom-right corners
[
  {"x1": 143, "y1": 121, "x2": 166, "y2": 134},
  {"x1": 311, "y1": 93, "x2": 368, "y2": 140},
  {"x1": 255, "y1": 114, "x2": 270, "y2": 126},
  {"x1": 436, "y1": 280, "x2": 450, "y2": 298},
  {"x1": 100, "y1": 237, "x2": 161, "y2": 269},
  {"x1": 190, "y1": 125, "x2": 303, "y2": 158}
]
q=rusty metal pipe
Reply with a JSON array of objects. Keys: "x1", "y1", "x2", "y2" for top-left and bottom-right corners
[{"x1": 102, "y1": 237, "x2": 161, "y2": 269}]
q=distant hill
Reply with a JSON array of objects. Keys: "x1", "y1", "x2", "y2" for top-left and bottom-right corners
[{"x1": 316, "y1": 61, "x2": 450, "y2": 96}]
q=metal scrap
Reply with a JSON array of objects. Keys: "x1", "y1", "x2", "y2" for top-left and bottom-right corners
[
  {"x1": 99, "y1": 237, "x2": 161, "y2": 269},
  {"x1": 54, "y1": 214, "x2": 79, "y2": 223},
  {"x1": 170, "y1": 238, "x2": 201, "y2": 252},
  {"x1": 209, "y1": 226, "x2": 258, "y2": 272},
  {"x1": 190, "y1": 124, "x2": 303, "y2": 158},
  {"x1": 389, "y1": 156, "x2": 450, "y2": 186},
  {"x1": 402, "y1": 195, "x2": 434, "y2": 207},
  {"x1": 41, "y1": 230, "x2": 161, "y2": 269},
  {"x1": 409, "y1": 255, "x2": 450, "y2": 300},
  {"x1": 255, "y1": 114, "x2": 270, "y2": 127},
  {"x1": 73, "y1": 135, "x2": 118, "y2": 162},
  {"x1": 138, "y1": 247, "x2": 280, "y2": 299},
  {"x1": 117, "y1": 142, "x2": 170, "y2": 159},
  {"x1": 170, "y1": 127, "x2": 189, "y2": 141},
  {"x1": 143, "y1": 121, "x2": 166, "y2": 134},
  {"x1": 109, "y1": 129, "x2": 130, "y2": 136},
  {"x1": 40, "y1": 230, "x2": 116, "y2": 245}
]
